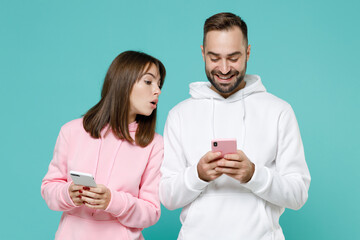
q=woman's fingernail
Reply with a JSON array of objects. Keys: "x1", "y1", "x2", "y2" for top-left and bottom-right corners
[
  {"x1": 79, "y1": 190, "x2": 83, "y2": 193},
  {"x1": 83, "y1": 187, "x2": 90, "y2": 190},
  {"x1": 78, "y1": 196, "x2": 81, "y2": 198}
]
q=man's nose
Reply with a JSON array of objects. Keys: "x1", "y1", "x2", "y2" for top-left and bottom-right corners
[{"x1": 219, "y1": 60, "x2": 230, "y2": 74}]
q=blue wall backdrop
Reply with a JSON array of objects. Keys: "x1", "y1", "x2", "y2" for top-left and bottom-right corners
[{"x1": 1, "y1": 0, "x2": 359, "y2": 239}]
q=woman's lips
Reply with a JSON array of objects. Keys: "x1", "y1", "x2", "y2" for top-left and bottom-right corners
[{"x1": 150, "y1": 99, "x2": 158, "y2": 109}]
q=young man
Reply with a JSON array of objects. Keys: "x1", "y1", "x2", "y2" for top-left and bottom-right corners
[{"x1": 160, "y1": 12, "x2": 311, "y2": 240}]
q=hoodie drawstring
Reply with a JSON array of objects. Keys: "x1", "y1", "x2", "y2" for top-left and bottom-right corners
[
  {"x1": 106, "y1": 140, "x2": 122, "y2": 186},
  {"x1": 241, "y1": 90, "x2": 246, "y2": 150},
  {"x1": 211, "y1": 97, "x2": 215, "y2": 140},
  {"x1": 95, "y1": 135, "x2": 123, "y2": 187},
  {"x1": 210, "y1": 91, "x2": 246, "y2": 150},
  {"x1": 94, "y1": 138, "x2": 103, "y2": 180}
]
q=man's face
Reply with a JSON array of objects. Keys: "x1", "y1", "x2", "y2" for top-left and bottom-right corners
[{"x1": 201, "y1": 27, "x2": 251, "y2": 98}]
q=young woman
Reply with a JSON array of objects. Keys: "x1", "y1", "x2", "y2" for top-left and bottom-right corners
[{"x1": 41, "y1": 51, "x2": 166, "y2": 240}]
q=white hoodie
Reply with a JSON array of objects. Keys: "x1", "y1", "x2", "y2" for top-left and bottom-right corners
[{"x1": 160, "y1": 75, "x2": 311, "y2": 240}]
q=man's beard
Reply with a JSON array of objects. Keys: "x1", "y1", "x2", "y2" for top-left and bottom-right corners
[{"x1": 206, "y1": 62, "x2": 247, "y2": 94}]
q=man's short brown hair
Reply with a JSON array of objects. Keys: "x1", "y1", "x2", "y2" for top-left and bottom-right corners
[{"x1": 203, "y1": 12, "x2": 248, "y2": 47}]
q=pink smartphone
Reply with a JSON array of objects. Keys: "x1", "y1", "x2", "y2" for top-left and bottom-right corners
[{"x1": 211, "y1": 138, "x2": 237, "y2": 157}]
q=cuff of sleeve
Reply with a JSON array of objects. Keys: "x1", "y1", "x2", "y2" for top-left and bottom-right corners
[
  {"x1": 105, "y1": 189, "x2": 127, "y2": 217},
  {"x1": 242, "y1": 165, "x2": 271, "y2": 193},
  {"x1": 184, "y1": 164, "x2": 210, "y2": 192},
  {"x1": 63, "y1": 182, "x2": 77, "y2": 208}
]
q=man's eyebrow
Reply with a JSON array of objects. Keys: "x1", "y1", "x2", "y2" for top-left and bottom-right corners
[
  {"x1": 207, "y1": 51, "x2": 220, "y2": 57},
  {"x1": 207, "y1": 51, "x2": 242, "y2": 57},
  {"x1": 228, "y1": 52, "x2": 242, "y2": 57}
]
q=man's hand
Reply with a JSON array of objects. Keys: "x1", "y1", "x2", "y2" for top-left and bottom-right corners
[
  {"x1": 197, "y1": 151, "x2": 223, "y2": 182},
  {"x1": 215, "y1": 150, "x2": 255, "y2": 183}
]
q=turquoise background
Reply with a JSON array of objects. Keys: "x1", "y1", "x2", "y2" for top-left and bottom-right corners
[{"x1": 1, "y1": 0, "x2": 359, "y2": 239}]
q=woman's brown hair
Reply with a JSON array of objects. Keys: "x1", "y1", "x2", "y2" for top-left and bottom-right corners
[{"x1": 83, "y1": 51, "x2": 166, "y2": 147}]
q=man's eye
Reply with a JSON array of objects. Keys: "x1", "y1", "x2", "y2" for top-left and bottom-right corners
[
  {"x1": 229, "y1": 58, "x2": 238, "y2": 62},
  {"x1": 210, "y1": 58, "x2": 219, "y2": 62}
]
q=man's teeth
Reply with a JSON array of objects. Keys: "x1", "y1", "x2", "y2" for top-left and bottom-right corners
[{"x1": 218, "y1": 75, "x2": 232, "y2": 80}]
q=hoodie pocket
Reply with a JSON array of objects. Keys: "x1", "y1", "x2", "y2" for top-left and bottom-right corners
[
  {"x1": 55, "y1": 214, "x2": 129, "y2": 240},
  {"x1": 181, "y1": 193, "x2": 273, "y2": 240}
]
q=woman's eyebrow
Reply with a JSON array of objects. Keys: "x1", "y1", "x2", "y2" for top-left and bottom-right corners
[{"x1": 143, "y1": 72, "x2": 156, "y2": 78}]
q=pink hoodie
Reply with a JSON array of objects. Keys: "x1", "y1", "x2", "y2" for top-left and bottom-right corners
[{"x1": 41, "y1": 118, "x2": 163, "y2": 240}]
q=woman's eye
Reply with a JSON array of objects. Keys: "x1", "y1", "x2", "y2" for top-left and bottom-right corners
[{"x1": 144, "y1": 80, "x2": 152, "y2": 85}]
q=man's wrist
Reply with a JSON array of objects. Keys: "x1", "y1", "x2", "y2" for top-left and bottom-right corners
[
  {"x1": 245, "y1": 162, "x2": 255, "y2": 183},
  {"x1": 185, "y1": 164, "x2": 210, "y2": 191}
]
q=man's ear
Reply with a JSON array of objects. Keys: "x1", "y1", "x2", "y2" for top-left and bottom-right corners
[
  {"x1": 201, "y1": 45, "x2": 205, "y2": 62},
  {"x1": 246, "y1": 44, "x2": 251, "y2": 62}
]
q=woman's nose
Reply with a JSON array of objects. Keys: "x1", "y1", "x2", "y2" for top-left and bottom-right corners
[{"x1": 154, "y1": 85, "x2": 161, "y2": 95}]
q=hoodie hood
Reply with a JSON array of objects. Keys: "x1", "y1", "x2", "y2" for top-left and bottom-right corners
[
  {"x1": 97, "y1": 121, "x2": 138, "y2": 188},
  {"x1": 100, "y1": 121, "x2": 138, "y2": 138},
  {"x1": 189, "y1": 74, "x2": 266, "y2": 102},
  {"x1": 188, "y1": 74, "x2": 266, "y2": 147}
]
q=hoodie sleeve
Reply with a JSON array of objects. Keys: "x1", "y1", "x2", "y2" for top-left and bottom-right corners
[
  {"x1": 104, "y1": 136, "x2": 163, "y2": 228},
  {"x1": 159, "y1": 111, "x2": 210, "y2": 210},
  {"x1": 243, "y1": 106, "x2": 311, "y2": 210},
  {"x1": 41, "y1": 126, "x2": 77, "y2": 211}
]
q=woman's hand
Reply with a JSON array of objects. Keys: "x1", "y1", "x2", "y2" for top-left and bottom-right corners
[
  {"x1": 80, "y1": 184, "x2": 112, "y2": 210},
  {"x1": 68, "y1": 183, "x2": 84, "y2": 206}
]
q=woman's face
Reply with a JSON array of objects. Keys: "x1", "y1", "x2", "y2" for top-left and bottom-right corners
[{"x1": 128, "y1": 63, "x2": 161, "y2": 123}]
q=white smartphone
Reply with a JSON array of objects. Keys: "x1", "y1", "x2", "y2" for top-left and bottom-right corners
[
  {"x1": 211, "y1": 138, "x2": 237, "y2": 158},
  {"x1": 70, "y1": 170, "x2": 97, "y2": 187}
]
